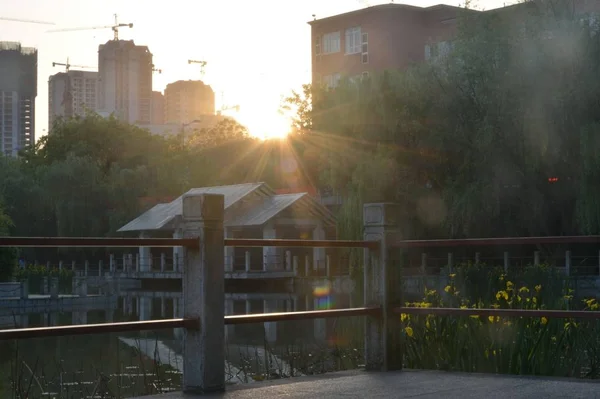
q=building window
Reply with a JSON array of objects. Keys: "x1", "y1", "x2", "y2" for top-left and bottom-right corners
[
  {"x1": 361, "y1": 33, "x2": 369, "y2": 64},
  {"x1": 315, "y1": 36, "x2": 321, "y2": 55},
  {"x1": 323, "y1": 32, "x2": 340, "y2": 54},
  {"x1": 345, "y1": 27, "x2": 362, "y2": 54},
  {"x1": 323, "y1": 73, "x2": 341, "y2": 89}
]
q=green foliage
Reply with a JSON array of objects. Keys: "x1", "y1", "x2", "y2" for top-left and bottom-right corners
[
  {"x1": 0, "y1": 201, "x2": 17, "y2": 282},
  {"x1": 284, "y1": 3, "x2": 600, "y2": 241},
  {"x1": 0, "y1": 112, "x2": 308, "y2": 263},
  {"x1": 402, "y1": 267, "x2": 600, "y2": 378}
]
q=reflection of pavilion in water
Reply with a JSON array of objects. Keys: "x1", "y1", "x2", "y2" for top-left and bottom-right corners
[
  {"x1": 1, "y1": 287, "x2": 352, "y2": 345},
  {"x1": 121, "y1": 289, "x2": 349, "y2": 343}
]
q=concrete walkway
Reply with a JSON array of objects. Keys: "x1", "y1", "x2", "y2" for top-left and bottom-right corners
[{"x1": 135, "y1": 369, "x2": 600, "y2": 398}]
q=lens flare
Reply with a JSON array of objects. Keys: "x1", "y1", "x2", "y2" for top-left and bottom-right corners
[{"x1": 313, "y1": 282, "x2": 334, "y2": 309}]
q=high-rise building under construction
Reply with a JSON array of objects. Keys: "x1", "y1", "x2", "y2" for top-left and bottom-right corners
[
  {"x1": 97, "y1": 39, "x2": 152, "y2": 124},
  {"x1": 48, "y1": 70, "x2": 98, "y2": 129},
  {"x1": 0, "y1": 42, "x2": 37, "y2": 157}
]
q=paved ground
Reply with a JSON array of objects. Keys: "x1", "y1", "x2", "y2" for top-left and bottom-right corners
[{"x1": 135, "y1": 369, "x2": 600, "y2": 398}]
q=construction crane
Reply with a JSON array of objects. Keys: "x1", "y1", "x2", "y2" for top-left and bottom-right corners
[
  {"x1": 47, "y1": 14, "x2": 133, "y2": 41},
  {"x1": 52, "y1": 57, "x2": 95, "y2": 72},
  {"x1": 188, "y1": 59, "x2": 207, "y2": 78},
  {"x1": 217, "y1": 92, "x2": 240, "y2": 115},
  {"x1": 218, "y1": 104, "x2": 240, "y2": 115},
  {"x1": 0, "y1": 17, "x2": 55, "y2": 25}
]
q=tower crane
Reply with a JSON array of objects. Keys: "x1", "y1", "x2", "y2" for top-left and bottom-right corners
[
  {"x1": 47, "y1": 14, "x2": 133, "y2": 41},
  {"x1": 0, "y1": 17, "x2": 55, "y2": 25},
  {"x1": 52, "y1": 57, "x2": 95, "y2": 72},
  {"x1": 188, "y1": 59, "x2": 207, "y2": 78},
  {"x1": 217, "y1": 91, "x2": 240, "y2": 115}
]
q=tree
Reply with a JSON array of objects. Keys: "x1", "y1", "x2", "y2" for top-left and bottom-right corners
[
  {"x1": 0, "y1": 199, "x2": 17, "y2": 282},
  {"x1": 284, "y1": 3, "x2": 600, "y2": 241}
]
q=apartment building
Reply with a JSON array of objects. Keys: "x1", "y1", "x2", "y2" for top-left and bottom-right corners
[
  {"x1": 151, "y1": 91, "x2": 165, "y2": 124},
  {"x1": 309, "y1": 1, "x2": 600, "y2": 88},
  {"x1": 309, "y1": 4, "x2": 467, "y2": 87},
  {"x1": 97, "y1": 40, "x2": 153, "y2": 124},
  {"x1": 164, "y1": 80, "x2": 215, "y2": 125},
  {"x1": 0, "y1": 42, "x2": 37, "y2": 157},
  {"x1": 48, "y1": 70, "x2": 98, "y2": 129}
]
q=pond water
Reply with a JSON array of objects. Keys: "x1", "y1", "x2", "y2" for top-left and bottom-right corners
[{"x1": 0, "y1": 287, "x2": 364, "y2": 398}]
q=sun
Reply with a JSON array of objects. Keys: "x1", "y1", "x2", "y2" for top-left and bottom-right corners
[{"x1": 237, "y1": 110, "x2": 292, "y2": 140}]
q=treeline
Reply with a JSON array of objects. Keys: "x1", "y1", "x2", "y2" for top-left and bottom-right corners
[{"x1": 0, "y1": 113, "x2": 309, "y2": 264}]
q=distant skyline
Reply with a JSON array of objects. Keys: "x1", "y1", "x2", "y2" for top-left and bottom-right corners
[{"x1": 0, "y1": 0, "x2": 517, "y2": 139}]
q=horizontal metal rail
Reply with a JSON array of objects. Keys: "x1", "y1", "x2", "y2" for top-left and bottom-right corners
[
  {"x1": 225, "y1": 238, "x2": 379, "y2": 249},
  {"x1": 0, "y1": 237, "x2": 378, "y2": 249},
  {"x1": 0, "y1": 318, "x2": 196, "y2": 341},
  {"x1": 224, "y1": 306, "x2": 381, "y2": 324},
  {"x1": 5, "y1": 306, "x2": 600, "y2": 340},
  {"x1": 395, "y1": 307, "x2": 600, "y2": 319},
  {"x1": 0, "y1": 237, "x2": 199, "y2": 248},
  {"x1": 389, "y1": 236, "x2": 600, "y2": 248},
  {"x1": 390, "y1": 235, "x2": 600, "y2": 248},
  {"x1": 0, "y1": 308, "x2": 379, "y2": 340}
]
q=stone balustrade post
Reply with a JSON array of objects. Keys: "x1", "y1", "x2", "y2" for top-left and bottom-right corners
[
  {"x1": 20, "y1": 280, "x2": 29, "y2": 299},
  {"x1": 49, "y1": 277, "x2": 59, "y2": 299},
  {"x1": 363, "y1": 202, "x2": 404, "y2": 372},
  {"x1": 182, "y1": 193, "x2": 225, "y2": 393},
  {"x1": 245, "y1": 251, "x2": 251, "y2": 272}
]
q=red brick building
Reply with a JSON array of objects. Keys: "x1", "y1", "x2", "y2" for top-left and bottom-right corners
[
  {"x1": 308, "y1": 1, "x2": 600, "y2": 87},
  {"x1": 308, "y1": 3, "x2": 469, "y2": 87}
]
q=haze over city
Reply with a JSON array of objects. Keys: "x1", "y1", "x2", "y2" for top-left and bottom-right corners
[{"x1": 1, "y1": 0, "x2": 516, "y2": 140}]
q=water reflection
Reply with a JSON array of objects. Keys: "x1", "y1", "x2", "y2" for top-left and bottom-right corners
[{"x1": 1, "y1": 276, "x2": 361, "y2": 397}]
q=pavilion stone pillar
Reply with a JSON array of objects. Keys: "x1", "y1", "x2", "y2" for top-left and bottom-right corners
[
  {"x1": 173, "y1": 227, "x2": 183, "y2": 271},
  {"x1": 224, "y1": 227, "x2": 234, "y2": 272},
  {"x1": 72, "y1": 310, "x2": 87, "y2": 325},
  {"x1": 173, "y1": 296, "x2": 184, "y2": 340},
  {"x1": 313, "y1": 221, "x2": 326, "y2": 271},
  {"x1": 224, "y1": 297, "x2": 235, "y2": 341},
  {"x1": 263, "y1": 299, "x2": 278, "y2": 343},
  {"x1": 139, "y1": 231, "x2": 152, "y2": 272},
  {"x1": 262, "y1": 222, "x2": 281, "y2": 271},
  {"x1": 314, "y1": 298, "x2": 327, "y2": 342},
  {"x1": 139, "y1": 296, "x2": 152, "y2": 321}
]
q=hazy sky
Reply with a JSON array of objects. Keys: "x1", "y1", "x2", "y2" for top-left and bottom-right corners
[{"x1": 0, "y1": 0, "x2": 517, "y2": 139}]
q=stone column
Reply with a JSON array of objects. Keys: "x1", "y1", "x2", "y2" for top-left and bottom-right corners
[
  {"x1": 160, "y1": 297, "x2": 166, "y2": 318},
  {"x1": 224, "y1": 227, "x2": 234, "y2": 272},
  {"x1": 139, "y1": 296, "x2": 152, "y2": 321},
  {"x1": 224, "y1": 297, "x2": 235, "y2": 341},
  {"x1": 313, "y1": 221, "x2": 326, "y2": 272},
  {"x1": 173, "y1": 227, "x2": 183, "y2": 272},
  {"x1": 363, "y1": 202, "x2": 405, "y2": 371},
  {"x1": 49, "y1": 277, "x2": 59, "y2": 299},
  {"x1": 314, "y1": 298, "x2": 327, "y2": 342},
  {"x1": 262, "y1": 222, "x2": 279, "y2": 271},
  {"x1": 263, "y1": 299, "x2": 278, "y2": 343},
  {"x1": 182, "y1": 193, "x2": 225, "y2": 393},
  {"x1": 72, "y1": 310, "x2": 87, "y2": 325},
  {"x1": 139, "y1": 231, "x2": 151, "y2": 272}
]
